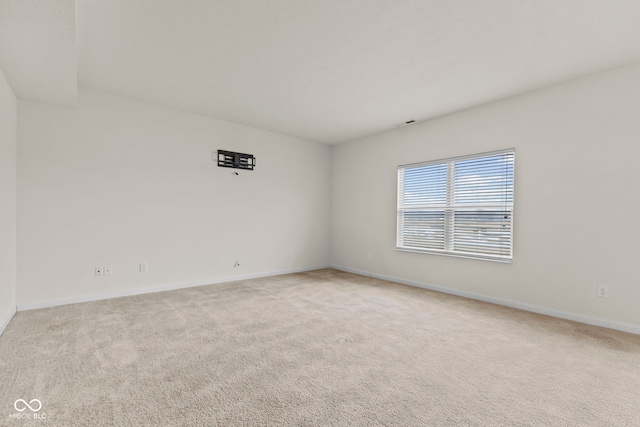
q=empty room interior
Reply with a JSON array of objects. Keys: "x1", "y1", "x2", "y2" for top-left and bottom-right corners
[{"x1": 1, "y1": 1, "x2": 640, "y2": 425}]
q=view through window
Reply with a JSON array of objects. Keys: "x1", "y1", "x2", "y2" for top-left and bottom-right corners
[{"x1": 397, "y1": 149, "x2": 515, "y2": 262}]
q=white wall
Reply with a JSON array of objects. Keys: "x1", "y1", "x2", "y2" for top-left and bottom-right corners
[
  {"x1": 0, "y1": 66, "x2": 17, "y2": 333},
  {"x1": 17, "y1": 88, "x2": 331, "y2": 307},
  {"x1": 331, "y1": 62, "x2": 640, "y2": 331}
]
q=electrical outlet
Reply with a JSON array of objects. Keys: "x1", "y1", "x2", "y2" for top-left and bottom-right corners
[
  {"x1": 367, "y1": 252, "x2": 373, "y2": 261},
  {"x1": 140, "y1": 263, "x2": 149, "y2": 273},
  {"x1": 597, "y1": 285, "x2": 609, "y2": 298},
  {"x1": 104, "y1": 265, "x2": 113, "y2": 276},
  {"x1": 95, "y1": 266, "x2": 103, "y2": 276},
  {"x1": 234, "y1": 260, "x2": 240, "y2": 267}
]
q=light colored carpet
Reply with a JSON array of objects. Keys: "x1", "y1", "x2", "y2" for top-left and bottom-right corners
[{"x1": 1, "y1": 269, "x2": 639, "y2": 426}]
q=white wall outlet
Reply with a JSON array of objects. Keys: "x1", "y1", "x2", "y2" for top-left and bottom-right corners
[
  {"x1": 597, "y1": 285, "x2": 609, "y2": 298},
  {"x1": 140, "y1": 263, "x2": 149, "y2": 272},
  {"x1": 95, "y1": 266, "x2": 103, "y2": 276},
  {"x1": 367, "y1": 252, "x2": 373, "y2": 261},
  {"x1": 234, "y1": 260, "x2": 240, "y2": 267},
  {"x1": 104, "y1": 265, "x2": 113, "y2": 276}
]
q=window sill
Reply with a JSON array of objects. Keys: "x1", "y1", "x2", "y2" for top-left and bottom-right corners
[{"x1": 396, "y1": 247, "x2": 512, "y2": 264}]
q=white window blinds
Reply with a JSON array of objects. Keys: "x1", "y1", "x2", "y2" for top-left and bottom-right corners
[{"x1": 397, "y1": 149, "x2": 515, "y2": 262}]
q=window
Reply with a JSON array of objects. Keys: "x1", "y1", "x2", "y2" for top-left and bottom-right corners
[{"x1": 397, "y1": 149, "x2": 514, "y2": 262}]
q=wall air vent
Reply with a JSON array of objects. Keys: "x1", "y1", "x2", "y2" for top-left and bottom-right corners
[
  {"x1": 395, "y1": 119, "x2": 418, "y2": 128},
  {"x1": 217, "y1": 150, "x2": 256, "y2": 171}
]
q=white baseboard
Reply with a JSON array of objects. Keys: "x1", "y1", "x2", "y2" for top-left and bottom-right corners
[
  {"x1": 17, "y1": 265, "x2": 329, "y2": 312},
  {"x1": 331, "y1": 264, "x2": 640, "y2": 336},
  {"x1": 0, "y1": 306, "x2": 17, "y2": 336}
]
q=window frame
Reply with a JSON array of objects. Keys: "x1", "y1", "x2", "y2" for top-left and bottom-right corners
[{"x1": 396, "y1": 149, "x2": 515, "y2": 263}]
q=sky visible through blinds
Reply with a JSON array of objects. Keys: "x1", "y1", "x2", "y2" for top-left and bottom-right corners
[{"x1": 403, "y1": 154, "x2": 513, "y2": 207}]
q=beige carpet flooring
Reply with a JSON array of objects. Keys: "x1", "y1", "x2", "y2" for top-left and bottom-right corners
[{"x1": 1, "y1": 269, "x2": 639, "y2": 426}]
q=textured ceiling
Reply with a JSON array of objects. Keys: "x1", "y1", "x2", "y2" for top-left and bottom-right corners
[
  {"x1": 3, "y1": 1, "x2": 640, "y2": 143},
  {"x1": 0, "y1": 0, "x2": 77, "y2": 108}
]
